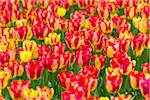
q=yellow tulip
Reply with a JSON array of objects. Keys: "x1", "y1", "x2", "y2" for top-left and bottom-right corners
[
  {"x1": 20, "y1": 51, "x2": 32, "y2": 63},
  {"x1": 57, "y1": 7, "x2": 67, "y2": 17}
]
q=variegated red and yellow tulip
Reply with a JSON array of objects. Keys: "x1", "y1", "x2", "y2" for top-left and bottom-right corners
[
  {"x1": 92, "y1": 55, "x2": 106, "y2": 69},
  {"x1": 22, "y1": 40, "x2": 38, "y2": 59},
  {"x1": 110, "y1": 51, "x2": 136, "y2": 75},
  {"x1": 86, "y1": 5, "x2": 96, "y2": 16},
  {"x1": 22, "y1": 88, "x2": 39, "y2": 100},
  {"x1": 105, "y1": 67, "x2": 123, "y2": 94},
  {"x1": 99, "y1": 20, "x2": 113, "y2": 34},
  {"x1": 144, "y1": 34, "x2": 150, "y2": 49},
  {"x1": 125, "y1": 7, "x2": 137, "y2": 19},
  {"x1": 131, "y1": 33, "x2": 146, "y2": 56},
  {"x1": 44, "y1": 32, "x2": 61, "y2": 45},
  {"x1": 2, "y1": 60, "x2": 24, "y2": 78},
  {"x1": 112, "y1": 94, "x2": 132, "y2": 100},
  {"x1": 111, "y1": 15, "x2": 126, "y2": 28},
  {"x1": 133, "y1": 17, "x2": 148, "y2": 34},
  {"x1": 38, "y1": 44, "x2": 51, "y2": 57},
  {"x1": 59, "y1": 18, "x2": 69, "y2": 31},
  {"x1": 58, "y1": 71, "x2": 75, "y2": 88},
  {"x1": 7, "y1": 80, "x2": 30, "y2": 99},
  {"x1": 14, "y1": 26, "x2": 32, "y2": 41},
  {"x1": 51, "y1": 43, "x2": 66, "y2": 54},
  {"x1": 36, "y1": 86, "x2": 54, "y2": 100},
  {"x1": 139, "y1": 76, "x2": 150, "y2": 100},
  {"x1": 32, "y1": 23, "x2": 50, "y2": 40},
  {"x1": 25, "y1": 60, "x2": 43, "y2": 80},
  {"x1": 0, "y1": 70, "x2": 11, "y2": 89},
  {"x1": 103, "y1": 36, "x2": 119, "y2": 58},
  {"x1": 142, "y1": 62, "x2": 150, "y2": 75},
  {"x1": 76, "y1": 50, "x2": 91, "y2": 67},
  {"x1": 65, "y1": 31, "x2": 88, "y2": 50},
  {"x1": 130, "y1": 71, "x2": 144, "y2": 90},
  {"x1": 140, "y1": 6, "x2": 150, "y2": 19},
  {"x1": 0, "y1": 52, "x2": 10, "y2": 66},
  {"x1": 88, "y1": 30, "x2": 102, "y2": 46}
]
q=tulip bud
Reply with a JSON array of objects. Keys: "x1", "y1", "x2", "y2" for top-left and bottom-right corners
[
  {"x1": 100, "y1": 20, "x2": 113, "y2": 34},
  {"x1": 25, "y1": 60, "x2": 43, "y2": 80},
  {"x1": 130, "y1": 71, "x2": 144, "y2": 89}
]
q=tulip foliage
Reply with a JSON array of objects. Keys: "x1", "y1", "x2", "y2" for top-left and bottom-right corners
[{"x1": 0, "y1": 0, "x2": 150, "y2": 100}]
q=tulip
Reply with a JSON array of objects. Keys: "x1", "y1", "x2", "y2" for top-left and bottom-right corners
[
  {"x1": 58, "y1": 71, "x2": 75, "y2": 88},
  {"x1": 32, "y1": 23, "x2": 50, "y2": 40},
  {"x1": 36, "y1": 86, "x2": 54, "y2": 100},
  {"x1": 0, "y1": 52, "x2": 10, "y2": 66},
  {"x1": 3, "y1": 60, "x2": 24, "y2": 78},
  {"x1": 112, "y1": 94, "x2": 132, "y2": 100},
  {"x1": 103, "y1": 36, "x2": 119, "y2": 58},
  {"x1": 140, "y1": 6, "x2": 149, "y2": 19},
  {"x1": 68, "y1": 19, "x2": 82, "y2": 31},
  {"x1": 22, "y1": 88, "x2": 39, "y2": 100},
  {"x1": 76, "y1": 50, "x2": 91, "y2": 67},
  {"x1": 142, "y1": 62, "x2": 150, "y2": 75},
  {"x1": 65, "y1": 31, "x2": 88, "y2": 50},
  {"x1": 59, "y1": 18, "x2": 69, "y2": 31},
  {"x1": 62, "y1": 89, "x2": 86, "y2": 100},
  {"x1": 130, "y1": 71, "x2": 144, "y2": 89},
  {"x1": 99, "y1": 97, "x2": 110, "y2": 100},
  {"x1": 111, "y1": 16, "x2": 126, "y2": 28},
  {"x1": 23, "y1": 40, "x2": 38, "y2": 59},
  {"x1": 125, "y1": 7, "x2": 137, "y2": 19},
  {"x1": 57, "y1": 7, "x2": 66, "y2": 17},
  {"x1": 99, "y1": 20, "x2": 113, "y2": 34},
  {"x1": 133, "y1": 17, "x2": 148, "y2": 34},
  {"x1": 97, "y1": 4, "x2": 109, "y2": 19},
  {"x1": 110, "y1": 51, "x2": 136, "y2": 75},
  {"x1": 25, "y1": 60, "x2": 43, "y2": 80},
  {"x1": 86, "y1": 5, "x2": 96, "y2": 16},
  {"x1": 44, "y1": 32, "x2": 61, "y2": 45},
  {"x1": 51, "y1": 43, "x2": 66, "y2": 54},
  {"x1": 105, "y1": 67, "x2": 123, "y2": 94},
  {"x1": 88, "y1": 30, "x2": 102, "y2": 46},
  {"x1": 38, "y1": 45, "x2": 51, "y2": 57},
  {"x1": 118, "y1": 38, "x2": 131, "y2": 52},
  {"x1": 0, "y1": 70, "x2": 11, "y2": 89},
  {"x1": 131, "y1": 33, "x2": 146, "y2": 56},
  {"x1": 92, "y1": 55, "x2": 107, "y2": 69},
  {"x1": 14, "y1": 26, "x2": 32, "y2": 41},
  {"x1": 68, "y1": 0, "x2": 77, "y2": 6},
  {"x1": 144, "y1": 34, "x2": 150, "y2": 49},
  {"x1": 7, "y1": 80, "x2": 30, "y2": 99},
  {"x1": 139, "y1": 76, "x2": 150, "y2": 100},
  {"x1": 19, "y1": 51, "x2": 32, "y2": 63}
]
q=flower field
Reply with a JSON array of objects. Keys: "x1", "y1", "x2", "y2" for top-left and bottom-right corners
[{"x1": 0, "y1": 0, "x2": 150, "y2": 100}]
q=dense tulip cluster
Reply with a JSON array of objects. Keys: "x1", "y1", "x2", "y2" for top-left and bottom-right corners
[{"x1": 0, "y1": 0, "x2": 149, "y2": 99}]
